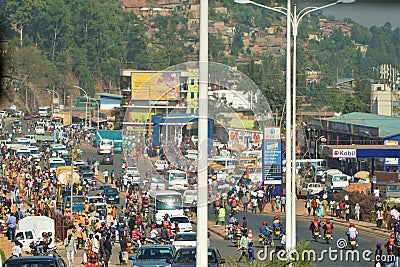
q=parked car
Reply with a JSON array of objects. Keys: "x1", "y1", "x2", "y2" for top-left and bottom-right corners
[
  {"x1": 128, "y1": 245, "x2": 175, "y2": 267},
  {"x1": 167, "y1": 247, "x2": 225, "y2": 267},
  {"x1": 172, "y1": 232, "x2": 196, "y2": 250},
  {"x1": 100, "y1": 154, "x2": 113, "y2": 165},
  {"x1": 311, "y1": 187, "x2": 349, "y2": 201},
  {"x1": 103, "y1": 187, "x2": 120, "y2": 204},
  {"x1": 300, "y1": 182, "x2": 324, "y2": 198},
  {"x1": 170, "y1": 215, "x2": 193, "y2": 232}
]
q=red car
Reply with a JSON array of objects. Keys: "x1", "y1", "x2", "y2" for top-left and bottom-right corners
[{"x1": 31, "y1": 112, "x2": 39, "y2": 118}]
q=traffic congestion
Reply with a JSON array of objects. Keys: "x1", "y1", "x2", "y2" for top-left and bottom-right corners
[{"x1": 0, "y1": 112, "x2": 399, "y2": 267}]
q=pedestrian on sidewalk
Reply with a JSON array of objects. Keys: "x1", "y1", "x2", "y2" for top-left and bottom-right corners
[
  {"x1": 376, "y1": 207, "x2": 384, "y2": 228},
  {"x1": 270, "y1": 195, "x2": 275, "y2": 212},
  {"x1": 311, "y1": 198, "x2": 317, "y2": 216},
  {"x1": 281, "y1": 195, "x2": 286, "y2": 212},
  {"x1": 330, "y1": 200, "x2": 336, "y2": 217},
  {"x1": 103, "y1": 169, "x2": 109, "y2": 184},
  {"x1": 345, "y1": 202, "x2": 350, "y2": 221},
  {"x1": 215, "y1": 205, "x2": 225, "y2": 226},
  {"x1": 385, "y1": 206, "x2": 392, "y2": 230},
  {"x1": 306, "y1": 198, "x2": 312, "y2": 216},
  {"x1": 354, "y1": 203, "x2": 360, "y2": 221},
  {"x1": 64, "y1": 234, "x2": 76, "y2": 267},
  {"x1": 335, "y1": 201, "x2": 340, "y2": 218},
  {"x1": 275, "y1": 196, "x2": 281, "y2": 212}
]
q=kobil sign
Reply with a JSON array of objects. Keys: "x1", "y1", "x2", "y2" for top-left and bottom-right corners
[{"x1": 332, "y1": 149, "x2": 357, "y2": 158}]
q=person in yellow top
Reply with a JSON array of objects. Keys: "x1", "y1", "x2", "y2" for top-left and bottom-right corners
[
  {"x1": 95, "y1": 219, "x2": 102, "y2": 231},
  {"x1": 75, "y1": 224, "x2": 83, "y2": 249},
  {"x1": 111, "y1": 206, "x2": 117, "y2": 219},
  {"x1": 84, "y1": 201, "x2": 90, "y2": 213}
]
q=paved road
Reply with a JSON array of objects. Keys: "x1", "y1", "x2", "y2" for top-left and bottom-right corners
[{"x1": 5, "y1": 120, "x2": 390, "y2": 266}]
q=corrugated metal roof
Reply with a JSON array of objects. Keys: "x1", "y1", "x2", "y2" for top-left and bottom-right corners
[{"x1": 329, "y1": 112, "x2": 400, "y2": 138}]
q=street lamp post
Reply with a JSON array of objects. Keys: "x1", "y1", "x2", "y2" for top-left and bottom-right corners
[
  {"x1": 74, "y1": 86, "x2": 89, "y2": 129},
  {"x1": 234, "y1": 0, "x2": 355, "y2": 251},
  {"x1": 315, "y1": 136, "x2": 327, "y2": 159}
]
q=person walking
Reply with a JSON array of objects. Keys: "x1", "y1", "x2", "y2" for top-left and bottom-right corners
[
  {"x1": 6, "y1": 212, "x2": 17, "y2": 241},
  {"x1": 311, "y1": 198, "x2": 317, "y2": 216},
  {"x1": 215, "y1": 205, "x2": 225, "y2": 226},
  {"x1": 354, "y1": 203, "x2": 360, "y2": 221},
  {"x1": 306, "y1": 198, "x2": 312, "y2": 216},
  {"x1": 242, "y1": 193, "x2": 249, "y2": 212},
  {"x1": 345, "y1": 202, "x2": 350, "y2": 222},
  {"x1": 385, "y1": 206, "x2": 392, "y2": 230},
  {"x1": 103, "y1": 233, "x2": 112, "y2": 267},
  {"x1": 103, "y1": 169, "x2": 109, "y2": 184},
  {"x1": 281, "y1": 195, "x2": 286, "y2": 212},
  {"x1": 64, "y1": 234, "x2": 76, "y2": 267},
  {"x1": 376, "y1": 207, "x2": 384, "y2": 228},
  {"x1": 237, "y1": 233, "x2": 250, "y2": 263}
]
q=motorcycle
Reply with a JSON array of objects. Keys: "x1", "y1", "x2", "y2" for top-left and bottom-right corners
[
  {"x1": 273, "y1": 227, "x2": 283, "y2": 240},
  {"x1": 324, "y1": 230, "x2": 333, "y2": 244},
  {"x1": 232, "y1": 227, "x2": 243, "y2": 247},
  {"x1": 258, "y1": 234, "x2": 274, "y2": 247},
  {"x1": 312, "y1": 229, "x2": 320, "y2": 242},
  {"x1": 349, "y1": 237, "x2": 357, "y2": 251}
]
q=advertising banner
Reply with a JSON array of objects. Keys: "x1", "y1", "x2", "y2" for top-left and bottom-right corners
[
  {"x1": 332, "y1": 149, "x2": 357, "y2": 158},
  {"x1": 384, "y1": 140, "x2": 399, "y2": 165},
  {"x1": 262, "y1": 140, "x2": 282, "y2": 185},
  {"x1": 130, "y1": 71, "x2": 181, "y2": 100}
]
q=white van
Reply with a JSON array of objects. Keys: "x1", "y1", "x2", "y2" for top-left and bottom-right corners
[{"x1": 49, "y1": 157, "x2": 66, "y2": 173}]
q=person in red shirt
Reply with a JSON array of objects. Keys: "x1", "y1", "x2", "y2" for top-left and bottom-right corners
[
  {"x1": 322, "y1": 220, "x2": 334, "y2": 238},
  {"x1": 131, "y1": 225, "x2": 144, "y2": 247},
  {"x1": 385, "y1": 233, "x2": 396, "y2": 253}
]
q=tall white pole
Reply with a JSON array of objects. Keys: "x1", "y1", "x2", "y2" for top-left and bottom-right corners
[
  {"x1": 197, "y1": 0, "x2": 208, "y2": 266},
  {"x1": 285, "y1": 0, "x2": 292, "y2": 253},
  {"x1": 291, "y1": 3, "x2": 298, "y2": 249}
]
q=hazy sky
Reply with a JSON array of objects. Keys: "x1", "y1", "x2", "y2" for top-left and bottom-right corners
[{"x1": 297, "y1": 0, "x2": 400, "y2": 28}]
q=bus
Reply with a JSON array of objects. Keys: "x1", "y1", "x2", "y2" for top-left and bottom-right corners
[
  {"x1": 49, "y1": 157, "x2": 66, "y2": 173},
  {"x1": 326, "y1": 172, "x2": 350, "y2": 188},
  {"x1": 166, "y1": 170, "x2": 188, "y2": 191},
  {"x1": 149, "y1": 190, "x2": 183, "y2": 226},
  {"x1": 211, "y1": 157, "x2": 237, "y2": 174}
]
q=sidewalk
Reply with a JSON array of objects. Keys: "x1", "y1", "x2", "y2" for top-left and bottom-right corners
[{"x1": 203, "y1": 198, "x2": 392, "y2": 242}]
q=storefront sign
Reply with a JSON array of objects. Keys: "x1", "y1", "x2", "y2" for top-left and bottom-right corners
[{"x1": 332, "y1": 149, "x2": 357, "y2": 158}]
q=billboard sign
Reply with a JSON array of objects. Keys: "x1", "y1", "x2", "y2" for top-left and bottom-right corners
[
  {"x1": 262, "y1": 140, "x2": 282, "y2": 185},
  {"x1": 130, "y1": 71, "x2": 181, "y2": 100},
  {"x1": 384, "y1": 140, "x2": 399, "y2": 165},
  {"x1": 264, "y1": 127, "x2": 281, "y2": 140},
  {"x1": 332, "y1": 149, "x2": 357, "y2": 158}
]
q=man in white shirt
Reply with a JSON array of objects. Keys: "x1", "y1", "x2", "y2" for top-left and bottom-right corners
[
  {"x1": 11, "y1": 241, "x2": 22, "y2": 257},
  {"x1": 391, "y1": 207, "x2": 399, "y2": 221}
]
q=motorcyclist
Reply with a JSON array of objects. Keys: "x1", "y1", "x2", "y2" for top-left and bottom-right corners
[
  {"x1": 346, "y1": 223, "x2": 358, "y2": 245},
  {"x1": 131, "y1": 225, "x2": 144, "y2": 247},
  {"x1": 385, "y1": 233, "x2": 396, "y2": 253},
  {"x1": 272, "y1": 215, "x2": 284, "y2": 232},
  {"x1": 259, "y1": 221, "x2": 273, "y2": 239},
  {"x1": 309, "y1": 217, "x2": 321, "y2": 237},
  {"x1": 322, "y1": 220, "x2": 334, "y2": 238},
  {"x1": 149, "y1": 224, "x2": 160, "y2": 244}
]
